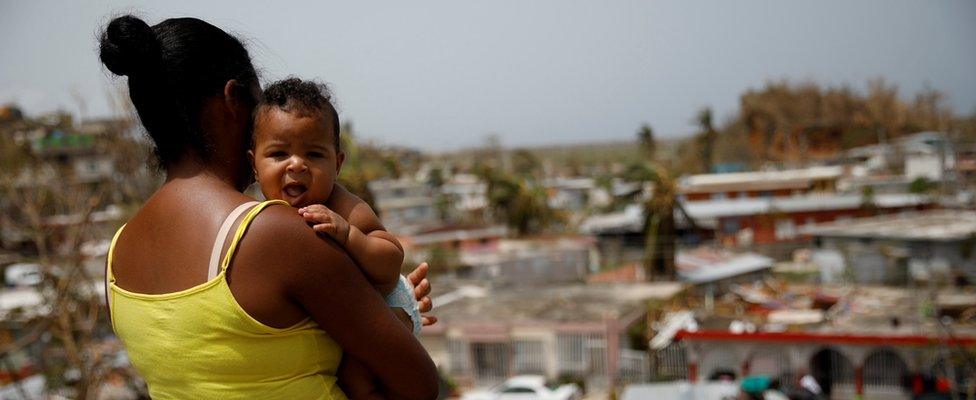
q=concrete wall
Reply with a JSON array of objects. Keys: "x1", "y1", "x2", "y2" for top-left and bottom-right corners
[{"x1": 819, "y1": 237, "x2": 976, "y2": 284}]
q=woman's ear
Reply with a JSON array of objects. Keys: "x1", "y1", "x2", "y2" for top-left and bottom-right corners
[{"x1": 223, "y1": 79, "x2": 245, "y2": 114}]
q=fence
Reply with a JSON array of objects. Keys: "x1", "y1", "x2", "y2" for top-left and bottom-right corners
[
  {"x1": 655, "y1": 342, "x2": 688, "y2": 380},
  {"x1": 619, "y1": 348, "x2": 650, "y2": 383},
  {"x1": 446, "y1": 332, "x2": 633, "y2": 389}
]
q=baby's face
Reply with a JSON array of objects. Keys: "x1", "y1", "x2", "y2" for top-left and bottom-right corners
[{"x1": 250, "y1": 108, "x2": 344, "y2": 207}]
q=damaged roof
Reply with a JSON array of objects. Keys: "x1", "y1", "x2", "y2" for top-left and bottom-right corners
[
  {"x1": 431, "y1": 282, "x2": 685, "y2": 325},
  {"x1": 802, "y1": 209, "x2": 976, "y2": 241}
]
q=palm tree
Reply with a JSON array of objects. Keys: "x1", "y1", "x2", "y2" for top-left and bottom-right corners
[
  {"x1": 624, "y1": 162, "x2": 697, "y2": 280},
  {"x1": 695, "y1": 107, "x2": 718, "y2": 173},
  {"x1": 426, "y1": 167, "x2": 445, "y2": 190},
  {"x1": 481, "y1": 168, "x2": 558, "y2": 236},
  {"x1": 637, "y1": 123, "x2": 656, "y2": 160},
  {"x1": 511, "y1": 149, "x2": 542, "y2": 179},
  {"x1": 425, "y1": 167, "x2": 455, "y2": 221}
]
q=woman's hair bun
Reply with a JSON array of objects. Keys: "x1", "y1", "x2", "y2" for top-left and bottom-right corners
[{"x1": 99, "y1": 15, "x2": 160, "y2": 77}]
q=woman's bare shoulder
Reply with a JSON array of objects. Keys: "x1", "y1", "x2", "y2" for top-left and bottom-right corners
[{"x1": 242, "y1": 204, "x2": 358, "y2": 280}]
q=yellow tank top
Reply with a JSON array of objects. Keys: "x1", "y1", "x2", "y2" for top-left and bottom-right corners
[{"x1": 106, "y1": 200, "x2": 347, "y2": 400}]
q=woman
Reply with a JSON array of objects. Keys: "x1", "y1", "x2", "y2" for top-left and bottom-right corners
[{"x1": 99, "y1": 15, "x2": 438, "y2": 399}]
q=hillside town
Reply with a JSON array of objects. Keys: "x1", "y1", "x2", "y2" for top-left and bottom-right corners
[{"x1": 2, "y1": 75, "x2": 976, "y2": 400}]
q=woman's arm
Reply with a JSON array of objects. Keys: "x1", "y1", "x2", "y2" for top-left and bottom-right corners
[{"x1": 250, "y1": 206, "x2": 438, "y2": 400}]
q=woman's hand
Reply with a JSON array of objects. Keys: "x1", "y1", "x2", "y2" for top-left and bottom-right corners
[{"x1": 406, "y1": 262, "x2": 437, "y2": 326}]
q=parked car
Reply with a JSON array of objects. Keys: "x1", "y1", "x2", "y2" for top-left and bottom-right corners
[
  {"x1": 4, "y1": 263, "x2": 42, "y2": 287},
  {"x1": 462, "y1": 375, "x2": 582, "y2": 400}
]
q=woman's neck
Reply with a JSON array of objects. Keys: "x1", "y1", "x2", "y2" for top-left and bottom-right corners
[{"x1": 163, "y1": 156, "x2": 246, "y2": 193}]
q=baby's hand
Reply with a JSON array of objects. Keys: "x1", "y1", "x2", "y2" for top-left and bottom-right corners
[{"x1": 298, "y1": 204, "x2": 351, "y2": 246}]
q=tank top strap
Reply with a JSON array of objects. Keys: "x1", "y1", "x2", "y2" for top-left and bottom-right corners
[
  {"x1": 219, "y1": 200, "x2": 291, "y2": 273},
  {"x1": 105, "y1": 223, "x2": 126, "y2": 311},
  {"x1": 106, "y1": 224, "x2": 126, "y2": 284},
  {"x1": 207, "y1": 201, "x2": 260, "y2": 280}
]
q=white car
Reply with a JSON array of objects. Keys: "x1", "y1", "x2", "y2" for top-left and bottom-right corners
[
  {"x1": 462, "y1": 375, "x2": 582, "y2": 400},
  {"x1": 4, "y1": 263, "x2": 42, "y2": 286}
]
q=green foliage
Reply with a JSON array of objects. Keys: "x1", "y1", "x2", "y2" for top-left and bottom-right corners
[
  {"x1": 694, "y1": 107, "x2": 718, "y2": 173},
  {"x1": 622, "y1": 162, "x2": 658, "y2": 183},
  {"x1": 669, "y1": 79, "x2": 962, "y2": 171},
  {"x1": 909, "y1": 176, "x2": 938, "y2": 194},
  {"x1": 626, "y1": 317, "x2": 649, "y2": 350},
  {"x1": 861, "y1": 185, "x2": 875, "y2": 199},
  {"x1": 381, "y1": 155, "x2": 402, "y2": 179},
  {"x1": 555, "y1": 374, "x2": 587, "y2": 394},
  {"x1": 860, "y1": 186, "x2": 878, "y2": 215},
  {"x1": 426, "y1": 167, "x2": 445, "y2": 189},
  {"x1": 637, "y1": 123, "x2": 656, "y2": 161},
  {"x1": 427, "y1": 245, "x2": 460, "y2": 275},
  {"x1": 841, "y1": 127, "x2": 876, "y2": 149},
  {"x1": 337, "y1": 122, "x2": 402, "y2": 208},
  {"x1": 481, "y1": 167, "x2": 561, "y2": 236},
  {"x1": 511, "y1": 149, "x2": 542, "y2": 178},
  {"x1": 469, "y1": 141, "x2": 641, "y2": 177},
  {"x1": 619, "y1": 157, "x2": 679, "y2": 280},
  {"x1": 434, "y1": 193, "x2": 454, "y2": 221},
  {"x1": 0, "y1": 109, "x2": 154, "y2": 398}
]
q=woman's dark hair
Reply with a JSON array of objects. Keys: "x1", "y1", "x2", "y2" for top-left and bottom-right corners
[
  {"x1": 99, "y1": 15, "x2": 259, "y2": 166},
  {"x1": 258, "y1": 77, "x2": 341, "y2": 152}
]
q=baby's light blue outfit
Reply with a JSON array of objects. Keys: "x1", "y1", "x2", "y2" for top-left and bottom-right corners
[{"x1": 386, "y1": 275, "x2": 422, "y2": 335}]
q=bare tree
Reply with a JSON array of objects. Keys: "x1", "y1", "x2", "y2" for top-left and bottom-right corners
[{"x1": 1, "y1": 107, "x2": 154, "y2": 399}]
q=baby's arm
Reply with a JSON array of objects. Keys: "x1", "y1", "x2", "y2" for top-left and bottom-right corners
[{"x1": 299, "y1": 184, "x2": 404, "y2": 296}]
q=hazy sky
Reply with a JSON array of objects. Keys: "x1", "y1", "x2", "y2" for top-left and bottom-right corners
[{"x1": 2, "y1": 1, "x2": 975, "y2": 151}]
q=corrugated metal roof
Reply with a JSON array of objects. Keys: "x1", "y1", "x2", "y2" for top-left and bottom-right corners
[
  {"x1": 680, "y1": 166, "x2": 843, "y2": 193},
  {"x1": 801, "y1": 209, "x2": 976, "y2": 241},
  {"x1": 579, "y1": 204, "x2": 644, "y2": 234},
  {"x1": 681, "y1": 193, "x2": 930, "y2": 220},
  {"x1": 583, "y1": 193, "x2": 931, "y2": 233},
  {"x1": 676, "y1": 250, "x2": 773, "y2": 284},
  {"x1": 431, "y1": 282, "x2": 685, "y2": 324}
]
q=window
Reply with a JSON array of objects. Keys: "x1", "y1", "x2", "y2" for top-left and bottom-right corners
[
  {"x1": 448, "y1": 339, "x2": 469, "y2": 374},
  {"x1": 722, "y1": 219, "x2": 741, "y2": 235},
  {"x1": 556, "y1": 333, "x2": 605, "y2": 375},
  {"x1": 513, "y1": 340, "x2": 545, "y2": 374},
  {"x1": 471, "y1": 342, "x2": 510, "y2": 385}
]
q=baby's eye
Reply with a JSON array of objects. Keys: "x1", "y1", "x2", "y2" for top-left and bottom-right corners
[
  {"x1": 268, "y1": 151, "x2": 288, "y2": 158},
  {"x1": 308, "y1": 152, "x2": 325, "y2": 158}
]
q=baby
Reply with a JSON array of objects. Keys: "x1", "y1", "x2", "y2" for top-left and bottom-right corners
[{"x1": 249, "y1": 77, "x2": 422, "y2": 396}]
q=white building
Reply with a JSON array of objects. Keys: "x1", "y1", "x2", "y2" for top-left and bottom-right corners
[
  {"x1": 802, "y1": 209, "x2": 976, "y2": 285},
  {"x1": 423, "y1": 282, "x2": 686, "y2": 389},
  {"x1": 367, "y1": 178, "x2": 438, "y2": 234}
]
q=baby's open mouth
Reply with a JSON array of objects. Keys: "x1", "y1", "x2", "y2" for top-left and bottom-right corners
[{"x1": 283, "y1": 183, "x2": 307, "y2": 198}]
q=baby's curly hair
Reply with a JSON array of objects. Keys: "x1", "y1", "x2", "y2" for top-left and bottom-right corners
[{"x1": 257, "y1": 77, "x2": 340, "y2": 151}]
